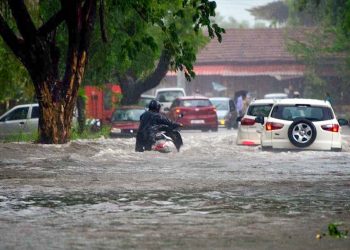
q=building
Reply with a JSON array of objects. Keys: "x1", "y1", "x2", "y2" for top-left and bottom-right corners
[{"x1": 161, "y1": 28, "x2": 343, "y2": 103}]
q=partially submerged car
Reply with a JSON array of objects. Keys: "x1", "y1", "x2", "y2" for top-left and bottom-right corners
[
  {"x1": 0, "y1": 103, "x2": 78, "y2": 139},
  {"x1": 209, "y1": 97, "x2": 237, "y2": 129},
  {"x1": 168, "y1": 96, "x2": 218, "y2": 132},
  {"x1": 236, "y1": 99, "x2": 275, "y2": 146},
  {"x1": 110, "y1": 106, "x2": 145, "y2": 137},
  {"x1": 0, "y1": 103, "x2": 39, "y2": 139},
  {"x1": 256, "y1": 98, "x2": 348, "y2": 151}
]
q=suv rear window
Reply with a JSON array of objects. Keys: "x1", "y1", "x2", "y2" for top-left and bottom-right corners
[
  {"x1": 247, "y1": 104, "x2": 273, "y2": 117},
  {"x1": 271, "y1": 105, "x2": 334, "y2": 121},
  {"x1": 179, "y1": 99, "x2": 211, "y2": 107}
]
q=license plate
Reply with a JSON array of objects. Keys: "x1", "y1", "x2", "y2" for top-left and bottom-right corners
[{"x1": 191, "y1": 120, "x2": 205, "y2": 124}]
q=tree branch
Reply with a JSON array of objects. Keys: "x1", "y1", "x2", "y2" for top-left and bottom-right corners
[
  {"x1": 0, "y1": 12, "x2": 25, "y2": 59},
  {"x1": 38, "y1": 9, "x2": 65, "y2": 36},
  {"x1": 138, "y1": 48, "x2": 172, "y2": 93},
  {"x1": 99, "y1": 0, "x2": 107, "y2": 43},
  {"x1": 7, "y1": 0, "x2": 37, "y2": 41}
]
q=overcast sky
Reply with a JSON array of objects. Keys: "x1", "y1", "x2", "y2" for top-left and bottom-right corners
[{"x1": 214, "y1": 0, "x2": 276, "y2": 23}]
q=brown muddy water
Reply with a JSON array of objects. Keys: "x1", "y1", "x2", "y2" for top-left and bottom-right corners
[{"x1": 0, "y1": 129, "x2": 350, "y2": 249}]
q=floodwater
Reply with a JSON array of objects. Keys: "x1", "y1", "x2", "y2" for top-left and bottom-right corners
[{"x1": 0, "y1": 128, "x2": 350, "y2": 249}]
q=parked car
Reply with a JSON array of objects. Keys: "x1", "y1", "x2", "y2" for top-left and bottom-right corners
[
  {"x1": 256, "y1": 98, "x2": 348, "y2": 151},
  {"x1": 236, "y1": 99, "x2": 275, "y2": 145},
  {"x1": 0, "y1": 103, "x2": 78, "y2": 139},
  {"x1": 168, "y1": 96, "x2": 218, "y2": 131},
  {"x1": 138, "y1": 94, "x2": 155, "y2": 108},
  {"x1": 155, "y1": 87, "x2": 186, "y2": 112},
  {"x1": 0, "y1": 103, "x2": 39, "y2": 138},
  {"x1": 264, "y1": 93, "x2": 288, "y2": 99},
  {"x1": 209, "y1": 97, "x2": 238, "y2": 129},
  {"x1": 110, "y1": 106, "x2": 145, "y2": 137}
]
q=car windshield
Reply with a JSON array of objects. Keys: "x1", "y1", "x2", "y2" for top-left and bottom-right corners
[
  {"x1": 111, "y1": 109, "x2": 144, "y2": 122},
  {"x1": 210, "y1": 100, "x2": 229, "y2": 110},
  {"x1": 138, "y1": 97, "x2": 153, "y2": 107},
  {"x1": 156, "y1": 91, "x2": 184, "y2": 103},
  {"x1": 270, "y1": 105, "x2": 334, "y2": 121},
  {"x1": 180, "y1": 99, "x2": 211, "y2": 107},
  {"x1": 247, "y1": 104, "x2": 273, "y2": 117}
]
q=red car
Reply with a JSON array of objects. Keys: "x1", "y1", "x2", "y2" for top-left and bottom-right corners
[
  {"x1": 110, "y1": 106, "x2": 145, "y2": 137},
  {"x1": 168, "y1": 96, "x2": 218, "y2": 131}
]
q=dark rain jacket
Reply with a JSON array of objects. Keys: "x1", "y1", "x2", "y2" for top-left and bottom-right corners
[{"x1": 135, "y1": 111, "x2": 180, "y2": 152}]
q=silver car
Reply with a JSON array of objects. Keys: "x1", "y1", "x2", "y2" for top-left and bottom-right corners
[
  {"x1": 0, "y1": 103, "x2": 39, "y2": 138},
  {"x1": 0, "y1": 103, "x2": 77, "y2": 139}
]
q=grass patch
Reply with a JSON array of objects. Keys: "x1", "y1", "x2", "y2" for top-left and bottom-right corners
[{"x1": 1, "y1": 125, "x2": 112, "y2": 143}]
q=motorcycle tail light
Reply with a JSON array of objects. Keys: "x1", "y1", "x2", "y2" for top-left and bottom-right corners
[
  {"x1": 321, "y1": 124, "x2": 339, "y2": 132},
  {"x1": 266, "y1": 122, "x2": 284, "y2": 131},
  {"x1": 241, "y1": 118, "x2": 255, "y2": 126}
]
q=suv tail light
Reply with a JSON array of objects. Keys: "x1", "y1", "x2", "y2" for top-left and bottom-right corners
[
  {"x1": 266, "y1": 122, "x2": 284, "y2": 131},
  {"x1": 321, "y1": 124, "x2": 339, "y2": 132},
  {"x1": 241, "y1": 118, "x2": 255, "y2": 126}
]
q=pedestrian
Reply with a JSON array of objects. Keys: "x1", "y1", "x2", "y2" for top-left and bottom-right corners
[{"x1": 236, "y1": 95, "x2": 243, "y2": 116}]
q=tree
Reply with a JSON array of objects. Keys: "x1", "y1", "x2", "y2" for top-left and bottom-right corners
[
  {"x1": 249, "y1": 0, "x2": 350, "y2": 102},
  {"x1": 0, "y1": 0, "x2": 224, "y2": 143},
  {"x1": 83, "y1": 1, "x2": 210, "y2": 105}
]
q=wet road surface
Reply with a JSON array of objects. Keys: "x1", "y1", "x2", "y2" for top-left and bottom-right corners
[{"x1": 0, "y1": 128, "x2": 350, "y2": 249}]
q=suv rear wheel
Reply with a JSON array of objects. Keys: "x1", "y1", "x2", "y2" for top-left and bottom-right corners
[{"x1": 288, "y1": 119, "x2": 317, "y2": 148}]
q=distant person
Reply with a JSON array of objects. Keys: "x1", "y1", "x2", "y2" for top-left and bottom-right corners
[
  {"x1": 236, "y1": 95, "x2": 244, "y2": 116},
  {"x1": 242, "y1": 94, "x2": 250, "y2": 114},
  {"x1": 135, "y1": 100, "x2": 181, "y2": 152},
  {"x1": 325, "y1": 92, "x2": 333, "y2": 105}
]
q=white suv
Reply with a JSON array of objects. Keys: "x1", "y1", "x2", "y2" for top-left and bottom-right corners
[
  {"x1": 155, "y1": 87, "x2": 186, "y2": 112},
  {"x1": 236, "y1": 99, "x2": 275, "y2": 145},
  {"x1": 256, "y1": 99, "x2": 348, "y2": 151}
]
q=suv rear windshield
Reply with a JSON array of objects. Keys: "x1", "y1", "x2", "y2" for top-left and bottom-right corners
[
  {"x1": 270, "y1": 105, "x2": 334, "y2": 121},
  {"x1": 180, "y1": 99, "x2": 211, "y2": 107},
  {"x1": 247, "y1": 104, "x2": 273, "y2": 117}
]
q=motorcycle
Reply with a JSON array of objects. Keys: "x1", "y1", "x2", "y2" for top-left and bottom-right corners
[{"x1": 152, "y1": 125, "x2": 183, "y2": 153}]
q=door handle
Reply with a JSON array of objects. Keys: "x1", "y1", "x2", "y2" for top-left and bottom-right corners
[{"x1": 19, "y1": 122, "x2": 25, "y2": 125}]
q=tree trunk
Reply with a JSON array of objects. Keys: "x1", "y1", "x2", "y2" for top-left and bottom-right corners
[{"x1": 120, "y1": 49, "x2": 171, "y2": 105}]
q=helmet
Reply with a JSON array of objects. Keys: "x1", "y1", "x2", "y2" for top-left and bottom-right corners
[{"x1": 148, "y1": 99, "x2": 161, "y2": 112}]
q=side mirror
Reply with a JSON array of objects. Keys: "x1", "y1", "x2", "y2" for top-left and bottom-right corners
[
  {"x1": 255, "y1": 115, "x2": 264, "y2": 125},
  {"x1": 236, "y1": 116, "x2": 243, "y2": 122},
  {"x1": 338, "y1": 118, "x2": 349, "y2": 126}
]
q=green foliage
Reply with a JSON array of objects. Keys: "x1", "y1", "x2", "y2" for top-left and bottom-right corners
[
  {"x1": 284, "y1": 0, "x2": 350, "y2": 101},
  {"x1": 328, "y1": 222, "x2": 348, "y2": 238},
  {"x1": 70, "y1": 125, "x2": 111, "y2": 141},
  {"x1": 2, "y1": 131, "x2": 39, "y2": 143},
  {"x1": 84, "y1": 0, "x2": 221, "y2": 84},
  {"x1": 0, "y1": 39, "x2": 33, "y2": 103}
]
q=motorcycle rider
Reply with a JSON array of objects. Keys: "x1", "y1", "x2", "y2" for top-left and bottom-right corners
[{"x1": 135, "y1": 99, "x2": 182, "y2": 152}]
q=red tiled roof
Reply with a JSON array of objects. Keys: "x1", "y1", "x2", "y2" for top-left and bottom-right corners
[
  {"x1": 167, "y1": 64, "x2": 305, "y2": 76},
  {"x1": 196, "y1": 28, "x2": 298, "y2": 63}
]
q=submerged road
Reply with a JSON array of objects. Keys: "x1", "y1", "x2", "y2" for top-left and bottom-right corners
[{"x1": 0, "y1": 128, "x2": 349, "y2": 249}]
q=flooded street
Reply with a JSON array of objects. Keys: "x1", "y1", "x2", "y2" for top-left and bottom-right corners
[{"x1": 1, "y1": 128, "x2": 350, "y2": 249}]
